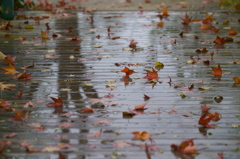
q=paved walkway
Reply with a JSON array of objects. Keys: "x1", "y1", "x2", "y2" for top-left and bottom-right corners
[{"x1": 0, "y1": 0, "x2": 240, "y2": 159}]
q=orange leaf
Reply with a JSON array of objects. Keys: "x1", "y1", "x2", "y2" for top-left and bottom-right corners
[
  {"x1": 132, "y1": 131, "x2": 152, "y2": 141},
  {"x1": 171, "y1": 138, "x2": 198, "y2": 154},
  {"x1": 157, "y1": 21, "x2": 164, "y2": 27},
  {"x1": 2, "y1": 63, "x2": 19, "y2": 75},
  {"x1": 16, "y1": 70, "x2": 32, "y2": 80},
  {"x1": 134, "y1": 103, "x2": 148, "y2": 110},
  {"x1": 47, "y1": 97, "x2": 63, "y2": 107},
  {"x1": 208, "y1": 112, "x2": 222, "y2": 121},
  {"x1": 211, "y1": 64, "x2": 222, "y2": 76},
  {"x1": 41, "y1": 30, "x2": 50, "y2": 39},
  {"x1": 181, "y1": 145, "x2": 198, "y2": 154},
  {"x1": 179, "y1": 13, "x2": 192, "y2": 25},
  {"x1": 129, "y1": 39, "x2": 138, "y2": 48},
  {"x1": 11, "y1": 110, "x2": 23, "y2": 121},
  {"x1": 205, "y1": 13, "x2": 215, "y2": 20},
  {"x1": 213, "y1": 36, "x2": 225, "y2": 44},
  {"x1": 198, "y1": 113, "x2": 215, "y2": 128},
  {"x1": 82, "y1": 107, "x2": 94, "y2": 112},
  {"x1": 143, "y1": 68, "x2": 158, "y2": 80},
  {"x1": 121, "y1": 67, "x2": 135, "y2": 77},
  {"x1": 201, "y1": 104, "x2": 211, "y2": 112},
  {"x1": 227, "y1": 28, "x2": 237, "y2": 35},
  {"x1": 161, "y1": 7, "x2": 169, "y2": 16},
  {"x1": 233, "y1": 77, "x2": 240, "y2": 84}
]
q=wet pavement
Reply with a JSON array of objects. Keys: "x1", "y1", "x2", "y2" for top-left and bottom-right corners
[{"x1": 0, "y1": 0, "x2": 240, "y2": 159}]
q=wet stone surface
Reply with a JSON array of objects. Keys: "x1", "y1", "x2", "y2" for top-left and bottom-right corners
[{"x1": 0, "y1": 8, "x2": 240, "y2": 159}]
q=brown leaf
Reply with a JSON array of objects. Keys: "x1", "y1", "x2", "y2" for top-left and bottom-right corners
[
  {"x1": 134, "y1": 103, "x2": 148, "y2": 110},
  {"x1": 132, "y1": 131, "x2": 152, "y2": 141}
]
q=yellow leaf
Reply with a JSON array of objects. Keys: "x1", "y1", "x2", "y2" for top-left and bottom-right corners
[
  {"x1": 69, "y1": 55, "x2": 75, "y2": 59},
  {"x1": 25, "y1": 25, "x2": 34, "y2": 29},
  {"x1": 106, "y1": 84, "x2": 117, "y2": 88},
  {"x1": 106, "y1": 80, "x2": 116, "y2": 83},
  {"x1": 84, "y1": 83, "x2": 93, "y2": 86},
  {"x1": 231, "y1": 125, "x2": 238, "y2": 128},
  {"x1": 154, "y1": 62, "x2": 164, "y2": 66},
  {"x1": 123, "y1": 47, "x2": 133, "y2": 51},
  {"x1": 198, "y1": 87, "x2": 211, "y2": 91},
  {"x1": 0, "y1": 51, "x2": 6, "y2": 59},
  {"x1": 60, "y1": 88, "x2": 71, "y2": 91},
  {"x1": 93, "y1": 45, "x2": 102, "y2": 48}
]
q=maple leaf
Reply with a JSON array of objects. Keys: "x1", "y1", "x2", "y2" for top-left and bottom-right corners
[
  {"x1": 201, "y1": 104, "x2": 211, "y2": 112},
  {"x1": 171, "y1": 138, "x2": 198, "y2": 154},
  {"x1": 11, "y1": 110, "x2": 23, "y2": 121},
  {"x1": 3, "y1": 55, "x2": 16, "y2": 65},
  {"x1": 211, "y1": 64, "x2": 223, "y2": 76},
  {"x1": 114, "y1": 141, "x2": 132, "y2": 148},
  {"x1": 0, "y1": 140, "x2": 11, "y2": 153},
  {"x1": 205, "y1": 13, "x2": 215, "y2": 20},
  {"x1": 132, "y1": 131, "x2": 152, "y2": 141},
  {"x1": 210, "y1": 27, "x2": 220, "y2": 33},
  {"x1": 41, "y1": 30, "x2": 50, "y2": 39},
  {"x1": 88, "y1": 129, "x2": 102, "y2": 137},
  {"x1": 4, "y1": 132, "x2": 17, "y2": 138},
  {"x1": 2, "y1": 63, "x2": 19, "y2": 75},
  {"x1": 0, "y1": 99, "x2": 11, "y2": 109},
  {"x1": 233, "y1": 77, "x2": 240, "y2": 84},
  {"x1": 92, "y1": 119, "x2": 110, "y2": 126},
  {"x1": 59, "y1": 122, "x2": 74, "y2": 128},
  {"x1": 82, "y1": 107, "x2": 94, "y2": 113},
  {"x1": 129, "y1": 40, "x2": 138, "y2": 48},
  {"x1": 47, "y1": 96, "x2": 63, "y2": 107},
  {"x1": 227, "y1": 28, "x2": 237, "y2": 35},
  {"x1": 208, "y1": 112, "x2": 222, "y2": 121},
  {"x1": 213, "y1": 36, "x2": 225, "y2": 44},
  {"x1": 143, "y1": 68, "x2": 158, "y2": 80},
  {"x1": 134, "y1": 103, "x2": 148, "y2": 110},
  {"x1": 42, "y1": 146, "x2": 61, "y2": 152},
  {"x1": 16, "y1": 70, "x2": 32, "y2": 80},
  {"x1": 198, "y1": 113, "x2": 216, "y2": 128},
  {"x1": 0, "y1": 51, "x2": 7, "y2": 59},
  {"x1": 23, "y1": 101, "x2": 36, "y2": 108},
  {"x1": 161, "y1": 7, "x2": 169, "y2": 16},
  {"x1": 179, "y1": 13, "x2": 192, "y2": 25},
  {"x1": 121, "y1": 67, "x2": 135, "y2": 77}
]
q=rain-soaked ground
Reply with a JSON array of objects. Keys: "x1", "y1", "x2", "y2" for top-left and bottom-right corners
[{"x1": 0, "y1": 1, "x2": 240, "y2": 159}]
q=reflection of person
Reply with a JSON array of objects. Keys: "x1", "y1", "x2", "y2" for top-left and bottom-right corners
[{"x1": 54, "y1": 15, "x2": 99, "y2": 110}]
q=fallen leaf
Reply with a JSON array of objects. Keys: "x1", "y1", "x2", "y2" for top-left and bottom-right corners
[
  {"x1": 92, "y1": 120, "x2": 110, "y2": 126},
  {"x1": 47, "y1": 96, "x2": 63, "y2": 107},
  {"x1": 16, "y1": 70, "x2": 32, "y2": 80},
  {"x1": 41, "y1": 30, "x2": 50, "y2": 39},
  {"x1": 169, "y1": 109, "x2": 177, "y2": 114},
  {"x1": 179, "y1": 13, "x2": 192, "y2": 25},
  {"x1": 233, "y1": 77, "x2": 240, "y2": 84},
  {"x1": 121, "y1": 67, "x2": 135, "y2": 77},
  {"x1": 2, "y1": 63, "x2": 19, "y2": 75},
  {"x1": 213, "y1": 36, "x2": 225, "y2": 44},
  {"x1": 129, "y1": 39, "x2": 138, "y2": 48},
  {"x1": 82, "y1": 107, "x2": 94, "y2": 112},
  {"x1": 42, "y1": 146, "x2": 61, "y2": 152},
  {"x1": 143, "y1": 68, "x2": 158, "y2": 80},
  {"x1": 24, "y1": 101, "x2": 36, "y2": 108},
  {"x1": 114, "y1": 141, "x2": 132, "y2": 148},
  {"x1": 211, "y1": 64, "x2": 223, "y2": 76},
  {"x1": 59, "y1": 122, "x2": 74, "y2": 128},
  {"x1": 88, "y1": 129, "x2": 102, "y2": 137},
  {"x1": 171, "y1": 138, "x2": 198, "y2": 154},
  {"x1": 134, "y1": 103, "x2": 148, "y2": 110},
  {"x1": 201, "y1": 104, "x2": 211, "y2": 112},
  {"x1": 198, "y1": 113, "x2": 216, "y2": 128},
  {"x1": 227, "y1": 28, "x2": 237, "y2": 35},
  {"x1": 132, "y1": 131, "x2": 152, "y2": 141},
  {"x1": 4, "y1": 132, "x2": 17, "y2": 138},
  {"x1": 0, "y1": 51, "x2": 7, "y2": 59},
  {"x1": 198, "y1": 87, "x2": 211, "y2": 91}
]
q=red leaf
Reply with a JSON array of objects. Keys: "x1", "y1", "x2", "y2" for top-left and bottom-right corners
[
  {"x1": 16, "y1": 70, "x2": 32, "y2": 80},
  {"x1": 143, "y1": 68, "x2": 158, "y2": 80},
  {"x1": 211, "y1": 64, "x2": 223, "y2": 76},
  {"x1": 201, "y1": 104, "x2": 211, "y2": 112},
  {"x1": 171, "y1": 138, "x2": 198, "y2": 154},
  {"x1": 213, "y1": 36, "x2": 225, "y2": 44},
  {"x1": 4, "y1": 132, "x2": 17, "y2": 138},
  {"x1": 179, "y1": 13, "x2": 192, "y2": 25},
  {"x1": 47, "y1": 97, "x2": 63, "y2": 107},
  {"x1": 198, "y1": 113, "x2": 217, "y2": 128},
  {"x1": 129, "y1": 39, "x2": 138, "y2": 48},
  {"x1": 134, "y1": 103, "x2": 148, "y2": 110},
  {"x1": 11, "y1": 110, "x2": 23, "y2": 121},
  {"x1": 121, "y1": 67, "x2": 135, "y2": 77}
]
